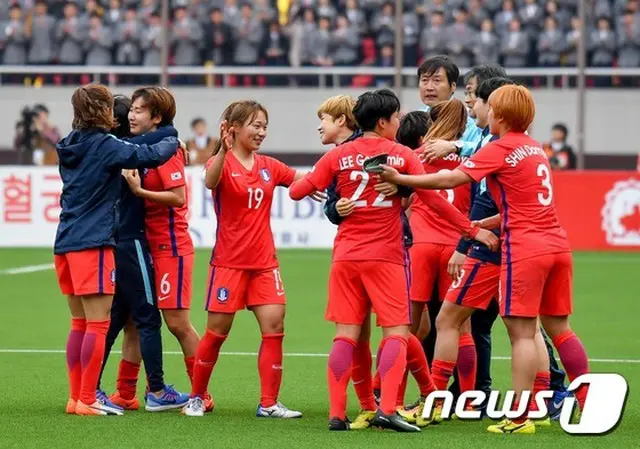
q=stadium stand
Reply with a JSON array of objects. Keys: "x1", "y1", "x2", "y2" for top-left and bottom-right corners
[{"x1": 1, "y1": 0, "x2": 638, "y2": 76}]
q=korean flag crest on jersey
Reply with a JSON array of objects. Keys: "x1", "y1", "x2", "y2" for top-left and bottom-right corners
[
  {"x1": 259, "y1": 168, "x2": 271, "y2": 183},
  {"x1": 217, "y1": 287, "x2": 229, "y2": 303}
]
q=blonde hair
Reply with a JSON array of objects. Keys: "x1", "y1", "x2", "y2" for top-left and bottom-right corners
[
  {"x1": 488, "y1": 85, "x2": 535, "y2": 133},
  {"x1": 425, "y1": 99, "x2": 467, "y2": 142},
  {"x1": 317, "y1": 95, "x2": 357, "y2": 131}
]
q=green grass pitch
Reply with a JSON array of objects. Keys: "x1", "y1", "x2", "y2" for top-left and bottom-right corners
[{"x1": 0, "y1": 248, "x2": 638, "y2": 449}]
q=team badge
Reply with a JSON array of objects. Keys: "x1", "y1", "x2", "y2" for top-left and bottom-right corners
[
  {"x1": 602, "y1": 179, "x2": 640, "y2": 246},
  {"x1": 217, "y1": 287, "x2": 229, "y2": 303},
  {"x1": 260, "y1": 168, "x2": 271, "y2": 182},
  {"x1": 110, "y1": 269, "x2": 116, "y2": 285}
]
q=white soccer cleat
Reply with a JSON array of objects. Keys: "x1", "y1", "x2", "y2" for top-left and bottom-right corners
[
  {"x1": 256, "y1": 402, "x2": 302, "y2": 419},
  {"x1": 182, "y1": 397, "x2": 205, "y2": 417}
]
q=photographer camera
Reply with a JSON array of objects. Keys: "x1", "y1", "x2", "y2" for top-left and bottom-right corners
[
  {"x1": 13, "y1": 106, "x2": 38, "y2": 166},
  {"x1": 13, "y1": 104, "x2": 61, "y2": 166}
]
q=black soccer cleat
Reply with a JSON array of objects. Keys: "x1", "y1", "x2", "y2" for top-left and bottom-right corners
[
  {"x1": 372, "y1": 410, "x2": 421, "y2": 433},
  {"x1": 329, "y1": 416, "x2": 350, "y2": 431}
]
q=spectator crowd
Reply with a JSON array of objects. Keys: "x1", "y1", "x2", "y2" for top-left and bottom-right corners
[{"x1": 1, "y1": 0, "x2": 639, "y2": 72}]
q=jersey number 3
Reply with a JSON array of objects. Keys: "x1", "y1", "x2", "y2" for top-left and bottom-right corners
[
  {"x1": 349, "y1": 171, "x2": 392, "y2": 208},
  {"x1": 537, "y1": 164, "x2": 553, "y2": 206}
]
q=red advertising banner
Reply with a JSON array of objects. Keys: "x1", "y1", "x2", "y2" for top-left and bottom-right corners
[{"x1": 553, "y1": 171, "x2": 640, "y2": 250}]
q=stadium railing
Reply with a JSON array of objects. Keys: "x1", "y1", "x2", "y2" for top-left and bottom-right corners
[{"x1": 0, "y1": 65, "x2": 639, "y2": 88}]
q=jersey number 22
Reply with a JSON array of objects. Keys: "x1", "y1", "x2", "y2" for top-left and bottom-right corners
[{"x1": 349, "y1": 171, "x2": 392, "y2": 208}]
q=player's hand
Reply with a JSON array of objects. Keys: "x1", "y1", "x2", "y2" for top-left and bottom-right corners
[
  {"x1": 374, "y1": 181, "x2": 398, "y2": 196},
  {"x1": 220, "y1": 120, "x2": 233, "y2": 152},
  {"x1": 336, "y1": 197, "x2": 356, "y2": 217},
  {"x1": 422, "y1": 139, "x2": 457, "y2": 163},
  {"x1": 122, "y1": 169, "x2": 141, "y2": 194},
  {"x1": 377, "y1": 164, "x2": 400, "y2": 182},
  {"x1": 475, "y1": 228, "x2": 499, "y2": 252},
  {"x1": 447, "y1": 250, "x2": 466, "y2": 282},
  {"x1": 178, "y1": 139, "x2": 190, "y2": 166},
  {"x1": 309, "y1": 190, "x2": 327, "y2": 202}
]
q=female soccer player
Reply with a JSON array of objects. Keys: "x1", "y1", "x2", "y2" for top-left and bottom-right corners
[
  {"x1": 55, "y1": 84, "x2": 179, "y2": 416},
  {"x1": 183, "y1": 100, "x2": 318, "y2": 417},
  {"x1": 118, "y1": 87, "x2": 205, "y2": 410},
  {"x1": 379, "y1": 85, "x2": 590, "y2": 434},
  {"x1": 98, "y1": 94, "x2": 189, "y2": 413},
  {"x1": 388, "y1": 105, "x2": 477, "y2": 425},
  {"x1": 289, "y1": 89, "x2": 498, "y2": 432}
]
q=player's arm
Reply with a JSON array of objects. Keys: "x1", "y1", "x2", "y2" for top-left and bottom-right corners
[
  {"x1": 124, "y1": 172, "x2": 185, "y2": 207},
  {"x1": 380, "y1": 167, "x2": 473, "y2": 190},
  {"x1": 403, "y1": 148, "x2": 499, "y2": 250},
  {"x1": 475, "y1": 214, "x2": 501, "y2": 230},
  {"x1": 289, "y1": 151, "x2": 336, "y2": 200},
  {"x1": 104, "y1": 135, "x2": 179, "y2": 169},
  {"x1": 204, "y1": 146, "x2": 227, "y2": 190},
  {"x1": 382, "y1": 142, "x2": 502, "y2": 189},
  {"x1": 205, "y1": 124, "x2": 233, "y2": 190},
  {"x1": 323, "y1": 180, "x2": 343, "y2": 225}
]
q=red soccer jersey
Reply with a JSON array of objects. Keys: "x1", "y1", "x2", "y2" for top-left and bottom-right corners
[
  {"x1": 207, "y1": 152, "x2": 296, "y2": 270},
  {"x1": 304, "y1": 137, "x2": 431, "y2": 265},
  {"x1": 410, "y1": 152, "x2": 472, "y2": 246},
  {"x1": 458, "y1": 131, "x2": 571, "y2": 263},
  {"x1": 142, "y1": 150, "x2": 194, "y2": 257}
]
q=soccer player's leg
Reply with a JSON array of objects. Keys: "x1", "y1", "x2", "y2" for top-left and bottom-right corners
[
  {"x1": 488, "y1": 257, "x2": 547, "y2": 434},
  {"x1": 541, "y1": 326, "x2": 569, "y2": 419},
  {"x1": 365, "y1": 261, "x2": 420, "y2": 432},
  {"x1": 427, "y1": 258, "x2": 497, "y2": 422},
  {"x1": 531, "y1": 327, "x2": 552, "y2": 427},
  {"x1": 155, "y1": 254, "x2": 200, "y2": 388},
  {"x1": 539, "y1": 252, "x2": 589, "y2": 416},
  {"x1": 105, "y1": 244, "x2": 142, "y2": 410},
  {"x1": 66, "y1": 248, "x2": 123, "y2": 416},
  {"x1": 436, "y1": 247, "x2": 478, "y2": 404},
  {"x1": 247, "y1": 267, "x2": 301, "y2": 419},
  {"x1": 117, "y1": 239, "x2": 184, "y2": 411},
  {"x1": 409, "y1": 243, "x2": 440, "y2": 336},
  {"x1": 110, "y1": 319, "x2": 141, "y2": 410},
  {"x1": 350, "y1": 314, "x2": 377, "y2": 430},
  {"x1": 325, "y1": 261, "x2": 369, "y2": 430},
  {"x1": 56, "y1": 253, "x2": 84, "y2": 414},
  {"x1": 183, "y1": 266, "x2": 245, "y2": 417}
]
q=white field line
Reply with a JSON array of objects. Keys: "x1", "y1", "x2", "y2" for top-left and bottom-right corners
[
  {"x1": 0, "y1": 263, "x2": 55, "y2": 275},
  {"x1": 0, "y1": 348, "x2": 637, "y2": 363}
]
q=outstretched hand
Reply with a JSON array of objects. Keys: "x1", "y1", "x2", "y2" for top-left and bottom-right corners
[{"x1": 377, "y1": 164, "x2": 400, "y2": 183}]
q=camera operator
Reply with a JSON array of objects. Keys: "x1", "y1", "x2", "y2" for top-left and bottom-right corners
[{"x1": 13, "y1": 104, "x2": 61, "y2": 166}]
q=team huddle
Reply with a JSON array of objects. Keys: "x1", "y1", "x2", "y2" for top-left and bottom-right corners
[{"x1": 53, "y1": 55, "x2": 590, "y2": 435}]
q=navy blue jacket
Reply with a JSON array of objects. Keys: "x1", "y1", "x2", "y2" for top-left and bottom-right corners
[
  {"x1": 54, "y1": 129, "x2": 179, "y2": 254},
  {"x1": 456, "y1": 133, "x2": 500, "y2": 265},
  {"x1": 323, "y1": 130, "x2": 414, "y2": 248},
  {"x1": 116, "y1": 126, "x2": 180, "y2": 242}
]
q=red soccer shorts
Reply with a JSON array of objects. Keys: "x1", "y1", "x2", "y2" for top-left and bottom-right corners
[
  {"x1": 326, "y1": 261, "x2": 411, "y2": 328},
  {"x1": 499, "y1": 252, "x2": 573, "y2": 318},
  {"x1": 153, "y1": 253, "x2": 194, "y2": 310},
  {"x1": 55, "y1": 247, "x2": 115, "y2": 296},
  {"x1": 205, "y1": 265, "x2": 286, "y2": 313},
  {"x1": 410, "y1": 243, "x2": 456, "y2": 302},
  {"x1": 445, "y1": 257, "x2": 500, "y2": 310}
]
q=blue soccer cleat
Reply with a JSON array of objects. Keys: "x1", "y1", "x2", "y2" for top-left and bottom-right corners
[
  {"x1": 145, "y1": 385, "x2": 190, "y2": 412},
  {"x1": 548, "y1": 390, "x2": 571, "y2": 420},
  {"x1": 96, "y1": 389, "x2": 125, "y2": 415}
]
